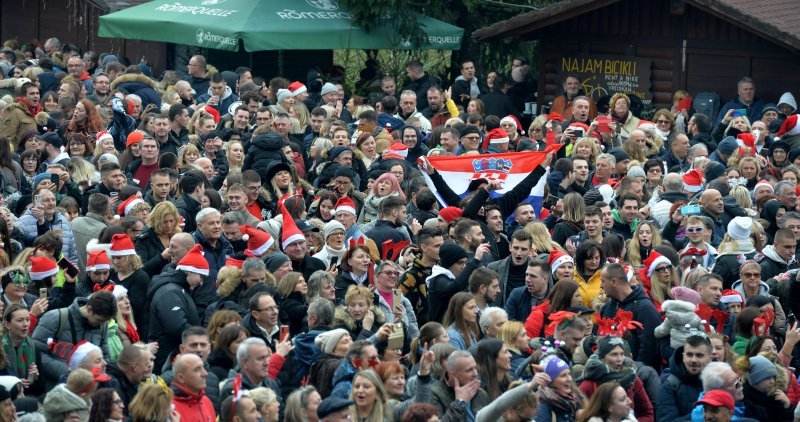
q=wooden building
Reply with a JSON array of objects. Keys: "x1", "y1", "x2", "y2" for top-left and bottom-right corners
[
  {"x1": 0, "y1": 0, "x2": 167, "y2": 72},
  {"x1": 473, "y1": 0, "x2": 800, "y2": 110}
]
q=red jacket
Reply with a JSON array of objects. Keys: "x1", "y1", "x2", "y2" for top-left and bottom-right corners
[
  {"x1": 579, "y1": 378, "x2": 653, "y2": 422},
  {"x1": 524, "y1": 300, "x2": 552, "y2": 338},
  {"x1": 172, "y1": 383, "x2": 216, "y2": 422}
]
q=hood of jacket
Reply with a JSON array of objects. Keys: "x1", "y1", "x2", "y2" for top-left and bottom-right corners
[
  {"x1": 659, "y1": 191, "x2": 690, "y2": 203},
  {"x1": 110, "y1": 73, "x2": 158, "y2": 91},
  {"x1": 731, "y1": 279, "x2": 770, "y2": 298},
  {"x1": 146, "y1": 266, "x2": 188, "y2": 301},
  {"x1": 250, "y1": 132, "x2": 286, "y2": 153},
  {"x1": 669, "y1": 345, "x2": 701, "y2": 384},
  {"x1": 331, "y1": 356, "x2": 356, "y2": 387},
  {"x1": 171, "y1": 382, "x2": 206, "y2": 402},
  {"x1": 761, "y1": 244, "x2": 795, "y2": 267},
  {"x1": 334, "y1": 304, "x2": 384, "y2": 332},
  {"x1": 294, "y1": 327, "x2": 327, "y2": 368},
  {"x1": 203, "y1": 84, "x2": 234, "y2": 101},
  {"x1": 426, "y1": 264, "x2": 455, "y2": 286},
  {"x1": 619, "y1": 285, "x2": 651, "y2": 306}
]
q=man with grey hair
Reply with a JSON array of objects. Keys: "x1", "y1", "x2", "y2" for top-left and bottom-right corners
[
  {"x1": 650, "y1": 172, "x2": 690, "y2": 228},
  {"x1": 44, "y1": 37, "x2": 61, "y2": 55},
  {"x1": 467, "y1": 307, "x2": 508, "y2": 355},
  {"x1": 220, "y1": 337, "x2": 285, "y2": 404},
  {"x1": 692, "y1": 362, "x2": 744, "y2": 418},
  {"x1": 593, "y1": 153, "x2": 616, "y2": 187},
  {"x1": 193, "y1": 208, "x2": 233, "y2": 315},
  {"x1": 775, "y1": 181, "x2": 798, "y2": 209},
  {"x1": 294, "y1": 298, "x2": 336, "y2": 380},
  {"x1": 431, "y1": 350, "x2": 489, "y2": 420},
  {"x1": 396, "y1": 90, "x2": 431, "y2": 132},
  {"x1": 125, "y1": 94, "x2": 143, "y2": 120}
]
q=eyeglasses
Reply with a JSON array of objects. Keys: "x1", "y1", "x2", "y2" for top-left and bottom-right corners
[
  {"x1": 685, "y1": 227, "x2": 705, "y2": 233},
  {"x1": 530, "y1": 128, "x2": 542, "y2": 133},
  {"x1": 654, "y1": 265, "x2": 672, "y2": 273},
  {"x1": 380, "y1": 271, "x2": 400, "y2": 277},
  {"x1": 246, "y1": 185, "x2": 261, "y2": 191},
  {"x1": 742, "y1": 272, "x2": 761, "y2": 278},
  {"x1": 656, "y1": 120, "x2": 671, "y2": 124},
  {"x1": 462, "y1": 136, "x2": 481, "y2": 141},
  {"x1": 334, "y1": 180, "x2": 351, "y2": 186}
]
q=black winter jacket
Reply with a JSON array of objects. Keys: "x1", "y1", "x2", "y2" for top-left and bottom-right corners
[
  {"x1": 364, "y1": 219, "x2": 407, "y2": 258},
  {"x1": 428, "y1": 258, "x2": 481, "y2": 324},
  {"x1": 135, "y1": 227, "x2": 169, "y2": 278},
  {"x1": 599, "y1": 286, "x2": 662, "y2": 370},
  {"x1": 147, "y1": 267, "x2": 200, "y2": 371},
  {"x1": 172, "y1": 193, "x2": 202, "y2": 234},
  {"x1": 655, "y1": 345, "x2": 704, "y2": 422},
  {"x1": 242, "y1": 133, "x2": 293, "y2": 184}
]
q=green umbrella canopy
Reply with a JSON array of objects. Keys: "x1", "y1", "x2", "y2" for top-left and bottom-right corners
[{"x1": 99, "y1": 0, "x2": 464, "y2": 51}]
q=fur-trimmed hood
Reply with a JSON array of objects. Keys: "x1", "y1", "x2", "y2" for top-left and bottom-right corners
[
  {"x1": 333, "y1": 304, "x2": 385, "y2": 332},
  {"x1": 110, "y1": 72, "x2": 159, "y2": 91},
  {"x1": 217, "y1": 270, "x2": 276, "y2": 298}
]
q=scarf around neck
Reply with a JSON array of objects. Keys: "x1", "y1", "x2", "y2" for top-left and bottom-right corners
[
  {"x1": 17, "y1": 97, "x2": 40, "y2": 117},
  {"x1": 1, "y1": 331, "x2": 35, "y2": 378}
]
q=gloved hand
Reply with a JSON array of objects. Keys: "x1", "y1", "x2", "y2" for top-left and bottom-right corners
[{"x1": 14, "y1": 78, "x2": 31, "y2": 89}]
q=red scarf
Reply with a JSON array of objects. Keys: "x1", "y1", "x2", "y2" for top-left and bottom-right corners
[
  {"x1": 17, "y1": 97, "x2": 40, "y2": 117},
  {"x1": 123, "y1": 316, "x2": 140, "y2": 343}
]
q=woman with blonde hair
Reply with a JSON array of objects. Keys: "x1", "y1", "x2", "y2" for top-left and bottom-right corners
[
  {"x1": 128, "y1": 384, "x2": 180, "y2": 422},
  {"x1": 177, "y1": 143, "x2": 200, "y2": 170},
  {"x1": 499, "y1": 321, "x2": 530, "y2": 374},
  {"x1": 737, "y1": 156, "x2": 761, "y2": 190},
  {"x1": 708, "y1": 331, "x2": 735, "y2": 367},
  {"x1": 334, "y1": 284, "x2": 385, "y2": 341},
  {"x1": 109, "y1": 234, "x2": 151, "y2": 340},
  {"x1": 136, "y1": 201, "x2": 181, "y2": 277},
  {"x1": 467, "y1": 98, "x2": 485, "y2": 116},
  {"x1": 571, "y1": 136, "x2": 600, "y2": 164},
  {"x1": 621, "y1": 137, "x2": 647, "y2": 164},
  {"x1": 66, "y1": 156, "x2": 96, "y2": 189},
  {"x1": 624, "y1": 220, "x2": 661, "y2": 267},
  {"x1": 713, "y1": 112, "x2": 751, "y2": 143},
  {"x1": 283, "y1": 385, "x2": 322, "y2": 422},
  {"x1": 552, "y1": 192, "x2": 585, "y2": 245},
  {"x1": 354, "y1": 132, "x2": 377, "y2": 168},
  {"x1": 224, "y1": 140, "x2": 244, "y2": 174},
  {"x1": 525, "y1": 221, "x2": 557, "y2": 255},
  {"x1": 250, "y1": 387, "x2": 281, "y2": 422}
]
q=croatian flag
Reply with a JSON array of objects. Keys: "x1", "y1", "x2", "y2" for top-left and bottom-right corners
[{"x1": 420, "y1": 148, "x2": 557, "y2": 216}]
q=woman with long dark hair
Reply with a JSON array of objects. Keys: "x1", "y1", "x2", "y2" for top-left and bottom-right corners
[
  {"x1": 475, "y1": 338, "x2": 513, "y2": 400},
  {"x1": 574, "y1": 240, "x2": 605, "y2": 307},
  {"x1": 444, "y1": 292, "x2": 480, "y2": 350},
  {"x1": 88, "y1": 388, "x2": 125, "y2": 422}
]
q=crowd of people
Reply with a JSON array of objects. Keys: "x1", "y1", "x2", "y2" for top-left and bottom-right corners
[{"x1": 0, "y1": 35, "x2": 793, "y2": 421}]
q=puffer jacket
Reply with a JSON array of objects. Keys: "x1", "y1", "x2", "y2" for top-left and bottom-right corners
[
  {"x1": 357, "y1": 192, "x2": 393, "y2": 225},
  {"x1": 524, "y1": 300, "x2": 553, "y2": 339},
  {"x1": 655, "y1": 345, "x2": 704, "y2": 422},
  {"x1": 600, "y1": 286, "x2": 662, "y2": 370},
  {"x1": 31, "y1": 297, "x2": 110, "y2": 386},
  {"x1": 654, "y1": 299, "x2": 704, "y2": 350},
  {"x1": 110, "y1": 73, "x2": 162, "y2": 110},
  {"x1": 309, "y1": 353, "x2": 341, "y2": 398},
  {"x1": 16, "y1": 209, "x2": 77, "y2": 263},
  {"x1": 148, "y1": 267, "x2": 200, "y2": 372},
  {"x1": 171, "y1": 383, "x2": 215, "y2": 422},
  {"x1": 333, "y1": 304, "x2": 384, "y2": 341},
  {"x1": 134, "y1": 226, "x2": 169, "y2": 278},
  {"x1": 0, "y1": 100, "x2": 38, "y2": 144},
  {"x1": 242, "y1": 133, "x2": 293, "y2": 184}
]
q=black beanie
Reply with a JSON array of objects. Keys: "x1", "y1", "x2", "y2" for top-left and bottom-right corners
[{"x1": 439, "y1": 243, "x2": 468, "y2": 268}]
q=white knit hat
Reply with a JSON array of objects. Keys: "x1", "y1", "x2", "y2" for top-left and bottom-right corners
[
  {"x1": 727, "y1": 216, "x2": 753, "y2": 241},
  {"x1": 314, "y1": 329, "x2": 349, "y2": 354}
]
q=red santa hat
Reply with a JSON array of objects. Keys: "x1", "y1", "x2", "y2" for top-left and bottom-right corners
[
  {"x1": 67, "y1": 341, "x2": 102, "y2": 371},
  {"x1": 288, "y1": 81, "x2": 307, "y2": 96},
  {"x1": 334, "y1": 196, "x2": 357, "y2": 216},
  {"x1": 637, "y1": 120, "x2": 656, "y2": 132},
  {"x1": 383, "y1": 143, "x2": 408, "y2": 160},
  {"x1": 547, "y1": 112, "x2": 564, "y2": 122},
  {"x1": 109, "y1": 233, "x2": 136, "y2": 256},
  {"x1": 481, "y1": 128, "x2": 510, "y2": 150},
  {"x1": 682, "y1": 169, "x2": 704, "y2": 193},
  {"x1": 29, "y1": 256, "x2": 58, "y2": 280},
  {"x1": 776, "y1": 115, "x2": 800, "y2": 139},
  {"x1": 568, "y1": 122, "x2": 590, "y2": 133},
  {"x1": 281, "y1": 205, "x2": 305, "y2": 250},
  {"x1": 754, "y1": 180, "x2": 773, "y2": 193},
  {"x1": 548, "y1": 250, "x2": 574, "y2": 274},
  {"x1": 96, "y1": 131, "x2": 113, "y2": 145},
  {"x1": 117, "y1": 196, "x2": 144, "y2": 217},
  {"x1": 438, "y1": 206, "x2": 462, "y2": 223},
  {"x1": 622, "y1": 264, "x2": 635, "y2": 282},
  {"x1": 736, "y1": 133, "x2": 755, "y2": 149},
  {"x1": 720, "y1": 289, "x2": 743, "y2": 305},
  {"x1": 240, "y1": 225, "x2": 275, "y2": 257},
  {"x1": 86, "y1": 250, "x2": 111, "y2": 272},
  {"x1": 639, "y1": 250, "x2": 672, "y2": 279},
  {"x1": 176, "y1": 244, "x2": 209, "y2": 276},
  {"x1": 226, "y1": 257, "x2": 244, "y2": 269},
  {"x1": 500, "y1": 115, "x2": 524, "y2": 135}
]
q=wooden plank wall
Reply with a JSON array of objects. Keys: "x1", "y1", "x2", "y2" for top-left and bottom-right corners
[
  {"x1": 529, "y1": 0, "x2": 800, "y2": 109},
  {"x1": 0, "y1": 0, "x2": 166, "y2": 74}
]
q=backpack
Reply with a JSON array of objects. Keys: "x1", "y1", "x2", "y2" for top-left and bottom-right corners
[{"x1": 693, "y1": 92, "x2": 720, "y2": 120}]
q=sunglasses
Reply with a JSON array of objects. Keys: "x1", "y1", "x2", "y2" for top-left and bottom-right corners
[
  {"x1": 654, "y1": 265, "x2": 672, "y2": 273},
  {"x1": 685, "y1": 227, "x2": 705, "y2": 233}
]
